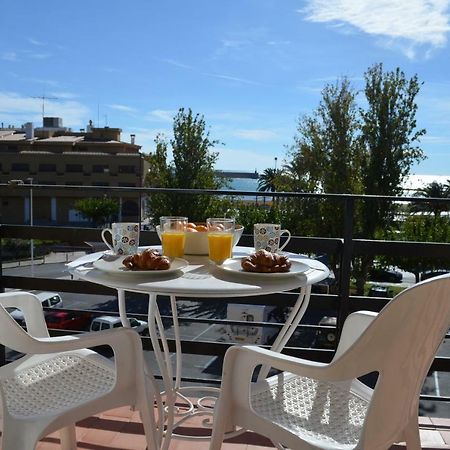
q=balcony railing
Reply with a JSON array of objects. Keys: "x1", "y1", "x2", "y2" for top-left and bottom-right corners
[{"x1": 1, "y1": 183, "x2": 450, "y2": 408}]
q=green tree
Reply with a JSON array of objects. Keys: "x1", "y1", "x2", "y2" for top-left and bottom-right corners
[
  {"x1": 74, "y1": 197, "x2": 119, "y2": 227},
  {"x1": 385, "y1": 215, "x2": 450, "y2": 282},
  {"x1": 145, "y1": 108, "x2": 226, "y2": 222},
  {"x1": 280, "y1": 78, "x2": 361, "y2": 275},
  {"x1": 354, "y1": 63, "x2": 426, "y2": 293},
  {"x1": 410, "y1": 181, "x2": 450, "y2": 217}
]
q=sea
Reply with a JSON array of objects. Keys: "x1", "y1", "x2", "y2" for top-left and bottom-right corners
[
  {"x1": 228, "y1": 174, "x2": 449, "y2": 194},
  {"x1": 228, "y1": 177, "x2": 258, "y2": 192}
]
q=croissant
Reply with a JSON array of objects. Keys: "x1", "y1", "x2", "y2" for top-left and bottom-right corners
[
  {"x1": 123, "y1": 249, "x2": 171, "y2": 271},
  {"x1": 241, "y1": 249, "x2": 291, "y2": 273}
]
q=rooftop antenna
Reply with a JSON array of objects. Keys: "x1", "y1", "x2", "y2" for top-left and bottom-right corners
[{"x1": 31, "y1": 93, "x2": 58, "y2": 120}]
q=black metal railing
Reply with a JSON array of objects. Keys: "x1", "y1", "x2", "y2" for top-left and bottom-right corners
[{"x1": 1, "y1": 184, "x2": 450, "y2": 403}]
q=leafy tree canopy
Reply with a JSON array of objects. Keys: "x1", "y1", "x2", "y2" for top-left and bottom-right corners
[
  {"x1": 144, "y1": 108, "x2": 227, "y2": 223},
  {"x1": 74, "y1": 197, "x2": 119, "y2": 227}
]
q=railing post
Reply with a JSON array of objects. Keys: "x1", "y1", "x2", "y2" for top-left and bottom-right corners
[
  {"x1": 0, "y1": 224, "x2": 5, "y2": 366},
  {"x1": 336, "y1": 197, "x2": 354, "y2": 340}
]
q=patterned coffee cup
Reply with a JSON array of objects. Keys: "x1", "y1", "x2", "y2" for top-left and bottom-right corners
[
  {"x1": 101, "y1": 222, "x2": 139, "y2": 255},
  {"x1": 254, "y1": 223, "x2": 291, "y2": 253}
]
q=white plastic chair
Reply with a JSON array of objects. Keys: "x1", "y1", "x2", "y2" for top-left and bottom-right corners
[
  {"x1": 0, "y1": 291, "x2": 160, "y2": 450},
  {"x1": 209, "y1": 273, "x2": 450, "y2": 450}
]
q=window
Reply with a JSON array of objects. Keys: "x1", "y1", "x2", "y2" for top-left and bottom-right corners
[
  {"x1": 11, "y1": 163, "x2": 29, "y2": 171},
  {"x1": 39, "y1": 163, "x2": 56, "y2": 172},
  {"x1": 66, "y1": 164, "x2": 83, "y2": 172},
  {"x1": 118, "y1": 182, "x2": 136, "y2": 187},
  {"x1": 113, "y1": 322, "x2": 122, "y2": 328},
  {"x1": 93, "y1": 164, "x2": 109, "y2": 173},
  {"x1": 118, "y1": 165, "x2": 136, "y2": 174},
  {"x1": 93, "y1": 182, "x2": 109, "y2": 186},
  {"x1": 129, "y1": 318, "x2": 139, "y2": 327}
]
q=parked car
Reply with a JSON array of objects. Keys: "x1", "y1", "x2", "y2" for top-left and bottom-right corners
[
  {"x1": 45, "y1": 311, "x2": 91, "y2": 331},
  {"x1": 368, "y1": 285, "x2": 392, "y2": 298},
  {"x1": 7, "y1": 291, "x2": 63, "y2": 325},
  {"x1": 314, "y1": 316, "x2": 337, "y2": 349},
  {"x1": 89, "y1": 316, "x2": 149, "y2": 335},
  {"x1": 368, "y1": 267, "x2": 402, "y2": 283},
  {"x1": 420, "y1": 270, "x2": 450, "y2": 281}
]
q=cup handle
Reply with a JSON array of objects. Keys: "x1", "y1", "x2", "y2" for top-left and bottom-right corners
[
  {"x1": 101, "y1": 228, "x2": 114, "y2": 252},
  {"x1": 278, "y1": 229, "x2": 291, "y2": 251}
]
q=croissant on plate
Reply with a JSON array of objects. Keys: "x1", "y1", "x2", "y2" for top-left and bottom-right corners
[
  {"x1": 122, "y1": 249, "x2": 171, "y2": 271},
  {"x1": 241, "y1": 249, "x2": 291, "y2": 273}
]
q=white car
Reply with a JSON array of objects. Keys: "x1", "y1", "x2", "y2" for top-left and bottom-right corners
[
  {"x1": 89, "y1": 315, "x2": 149, "y2": 335},
  {"x1": 7, "y1": 291, "x2": 63, "y2": 325}
]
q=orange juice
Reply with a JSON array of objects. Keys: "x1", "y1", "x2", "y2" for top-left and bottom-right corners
[
  {"x1": 161, "y1": 231, "x2": 186, "y2": 258},
  {"x1": 208, "y1": 233, "x2": 233, "y2": 264}
]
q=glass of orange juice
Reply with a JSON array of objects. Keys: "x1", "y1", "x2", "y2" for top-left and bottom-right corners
[
  {"x1": 207, "y1": 217, "x2": 235, "y2": 264},
  {"x1": 160, "y1": 216, "x2": 188, "y2": 258}
]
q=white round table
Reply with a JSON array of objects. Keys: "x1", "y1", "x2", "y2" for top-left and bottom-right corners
[{"x1": 70, "y1": 246, "x2": 329, "y2": 447}]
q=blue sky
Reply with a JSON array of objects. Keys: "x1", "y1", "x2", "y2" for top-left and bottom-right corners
[{"x1": 1, "y1": 0, "x2": 450, "y2": 176}]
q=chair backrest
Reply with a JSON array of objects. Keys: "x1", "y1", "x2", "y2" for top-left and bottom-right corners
[{"x1": 337, "y1": 274, "x2": 450, "y2": 448}]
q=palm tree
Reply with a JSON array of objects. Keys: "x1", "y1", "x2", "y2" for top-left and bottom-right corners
[
  {"x1": 411, "y1": 181, "x2": 450, "y2": 217},
  {"x1": 257, "y1": 168, "x2": 278, "y2": 192}
]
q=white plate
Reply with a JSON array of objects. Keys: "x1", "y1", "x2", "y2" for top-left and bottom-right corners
[
  {"x1": 93, "y1": 255, "x2": 189, "y2": 275},
  {"x1": 217, "y1": 257, "x2": 310, "y2": 278}
]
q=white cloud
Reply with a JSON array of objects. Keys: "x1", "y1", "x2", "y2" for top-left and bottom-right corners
[
  {"x1": 161, "y1": 58, "x2": 193, "y2": 70},
  {"x1": 107, "y1": 104, "x2": 136, "y2": 113},
  {"x1": 146, "y1": 109, "x2": 176, "y2": 122},
  {"x1": 233, "y1": 129, "x2": 279, "y2": 141},
  {"x1": 29, "y1": 52, "x2": 51, "y2": 59},
  {"x1": 302, "y1": 0, "x2": 450, "y2": 56},
  {"x1": 0, "y1": 91, "x2": 89, "y2": 128},
  {"x1": 203, "y1": 72, "x2": 264, "y2": 86},
  {"x1": 28, "y1": 38, "x2": 46, "y2": 46},
  {"x1": 50, "y1": 92, "x2": 79, "y2": 99},
  {"x1": 1, "y1": 52, "x2": 17, "y2": 61}
]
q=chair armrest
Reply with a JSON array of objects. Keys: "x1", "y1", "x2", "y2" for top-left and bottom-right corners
[
  {"x1": 0, "y1": 292, "x2": 49, "y2": 338},
  {"x1": 33, "y1": 327, "x2": 142, "y2": 355},
  {"x1": 222, "y1": 341, "x2": 380, "y2": 403}
]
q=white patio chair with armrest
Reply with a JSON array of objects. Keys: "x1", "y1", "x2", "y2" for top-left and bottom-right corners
[
  {"x1": 0, "y1": 291, "x2": 160, "y2": 450},
  {"x1": 209, "y1": 273, "x2": 450, "y2": 450}
]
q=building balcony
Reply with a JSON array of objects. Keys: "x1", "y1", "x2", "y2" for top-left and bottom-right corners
[{"x1": 1, "y1": 184, "x2": 450, "y2": 449}]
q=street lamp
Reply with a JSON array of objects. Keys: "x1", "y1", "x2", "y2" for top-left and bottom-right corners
[
  {"x1": 274, "y1": 157, "x2": 278, "y2": 171},
  {"x1": 7, "y1": 178, "x2": 34, "y2": 276},
  {"x1": 26, "y1": 178, "x2": 34, "y2": 277}
]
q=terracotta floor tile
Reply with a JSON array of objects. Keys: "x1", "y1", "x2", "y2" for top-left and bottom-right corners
[
  {"x1": 108, "y1": 432, "x2": 149, "y2": 450},
  {"x1": 102, "y1": 406, "x2": 135, "y2": 420},
  {"x1": 440, "y1": 430, "x2": 450, "y2": 445},
  {"x1": 28, "y1": 411, "x2": 450, "y2": 450}
]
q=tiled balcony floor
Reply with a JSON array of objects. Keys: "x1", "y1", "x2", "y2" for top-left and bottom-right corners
[{"x1": 27, "y1": 406, "x2": 450, "y2": 450}]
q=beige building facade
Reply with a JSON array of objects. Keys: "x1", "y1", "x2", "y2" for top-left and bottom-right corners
[{"x1": 0, "y1": 118, "x2": 146, "y2": 226}]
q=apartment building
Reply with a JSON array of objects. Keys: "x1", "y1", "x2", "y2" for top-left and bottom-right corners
[{"x1": 0, "y1": 118, "x2": 145, "y2": 225}]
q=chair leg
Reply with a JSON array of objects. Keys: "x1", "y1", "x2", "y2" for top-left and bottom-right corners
[
  {"x1": 404, "y1": 417, "x2": 421, "y2": 450},
  {"x1": 139, "y1": 403, "x2": 160, "y2": 450},
  {"x1": 59, "y1": 425, "x2": 77, "y2": 450}
]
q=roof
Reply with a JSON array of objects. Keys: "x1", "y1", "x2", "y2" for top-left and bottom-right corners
[
  {"x1": 38, "y1": 136, "x2": 84, "y2": 143},
  {"x1": 0, "y1": 133, "x2": 26, "y2": 141}
]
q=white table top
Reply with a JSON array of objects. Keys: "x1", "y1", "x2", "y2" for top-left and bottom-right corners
[{"x1": 70, "y1": 246, "x2": 330, "y2": 298}]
